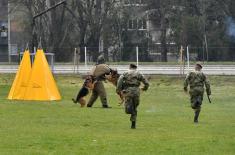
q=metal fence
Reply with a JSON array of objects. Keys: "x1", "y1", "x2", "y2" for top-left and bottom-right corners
[{"x1": 0, "y1": 46, "x2": 235, "y2": 65}]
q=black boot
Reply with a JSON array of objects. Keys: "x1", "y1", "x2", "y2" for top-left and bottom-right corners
[
  {"x1": 194, "y1": 111, "x2": 200, "y2": 123},
  {"x1": 101, "y1": 98, "x2": 111, "y2": 108},
  {"x1": 131, "y1": 121, "x2": 136, "y2": 129},
  {"x1": 87, "y1": 104, "x2": 92, "y2": 107},
  {"x1": 102, "y1": 104, "x2": 112, "y2": 108},
  {"x1": 72, "y1": 98, "x2": 77, "y2": 104}
]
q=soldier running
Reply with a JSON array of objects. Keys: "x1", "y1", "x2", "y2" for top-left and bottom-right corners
[
  {"x1": 184, "y1": 63, "x2": 211, "y2": 123},
  {"x1": 116, "y1": 64, "x2": 149, "y2": 129}
]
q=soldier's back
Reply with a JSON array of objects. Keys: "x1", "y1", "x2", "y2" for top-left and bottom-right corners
[
  {"x1": 123, "y1": 70, "x2": 143, "y2": 86},
  {"x1": 187, "y1": 71, "x2": 206, "y2": 94},
  {"x1": 122, "y1": 70, "x2": 143, "y2": 96},
  {"x1": 188, "y1": 71, "x2": 205, "y2": 87},
  {"x1": 90, "y1": 64, "x2": 110, "y2": 77}
]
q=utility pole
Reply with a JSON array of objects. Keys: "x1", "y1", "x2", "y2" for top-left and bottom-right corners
[
  {"x1": 202, "y1": 0, "x2": 209, "y2": 62},
  {"x1": 8, "y1": 1, "x2": 11, "y2": 63}
]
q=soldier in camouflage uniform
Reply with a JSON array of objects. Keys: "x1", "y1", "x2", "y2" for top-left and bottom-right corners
[
  {"x1": 116, "y1": 64, "x2": 149, "y2": 129},
  {"x1": 184, "y1": 63, "x2": 211, "y2": 123},
  {"x1": 87, "y1": 54, "x2": 112, "y2": 108}
]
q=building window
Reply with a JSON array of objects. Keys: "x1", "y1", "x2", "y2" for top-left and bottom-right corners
[
  {"x1": 128, "y1": 20, "x2": 133, "y2": 29},
  {"x1": 133, "y1": 19, "x2": 138, "y2": 29},
  {"x1": 138, "y1": 19, "x2": 147, "y2": 30},
  {"x1": 124, "y1": 0, "x2": 145, "y2": 5},
  {"x1": 128, "y1": 19, "x2": 147, "y2": 30},
  {"x1": 128, "y1": 19, "x2": 137, "y2": 30},
  {"x1": 0, "y1": 31, "x2": 7, "y2": 38},
  {"x1": 0, "y1": 23, "x2": 7, "y2": 38}
]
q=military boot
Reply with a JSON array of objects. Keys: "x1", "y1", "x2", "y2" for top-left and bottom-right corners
[
  {"x1": 131, "y1": 121, "x2": 136, "y2": 129},
  {"x1": 102, "y1": 98, "x2": 111, "y2": 108},
  {"x1": 194, "y1": 111, "x2": 200, "y2": 123},
  {"x1": 87, "y1": 104, "x2": 92, "y2": 108},
  {"x1": 72, "y1": 98, "x2": 77, "y2": 104},
  {"x1": 102, "y1": 104, "x2": 111, "y2": 108}
]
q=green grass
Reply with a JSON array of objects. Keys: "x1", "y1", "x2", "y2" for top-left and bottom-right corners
[{"x1": 0, "y1": 74, "x2": 235, "y2": 155}]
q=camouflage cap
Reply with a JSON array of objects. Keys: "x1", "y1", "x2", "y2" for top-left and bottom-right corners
[
  {"x1": 195, "y1": 62, "x2": 203, "y2": 69},
  {"x1": 97, "y1": 54, "x2": 105, "y2": 64}
]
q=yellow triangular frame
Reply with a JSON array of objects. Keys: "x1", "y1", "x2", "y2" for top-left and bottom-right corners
[
  {"x1": 23, "y1": 49, "x2": 61, "y2": 101},
  {"x1": 8, "y1": 50, "x2": 31, "y2": 100}
]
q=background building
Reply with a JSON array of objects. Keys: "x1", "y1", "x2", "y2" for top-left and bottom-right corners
[
  {"x1": 120, "y1": 0, "x2": 177, "y2": 61},
  {"x1": 0, "y1": 0, "x2": 8, "y2": 62}
]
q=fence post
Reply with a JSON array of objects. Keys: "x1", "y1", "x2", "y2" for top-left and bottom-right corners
[
  {"x1": 85, "y1": 46, "x2": 87, "y2": 67},
  {"x1": 51, "y1": 53, "x2": 54, "y2": 73},
  {"x1": 179, "y1": 46, "x2": 183, "y2": 75},
  {"x1": 73, "y1": 48, "x2": 77, "y2": 74},
  {"x1": 187, "y1": 46, "x2": 190, "y2": 71},
  {"x1": 204, "y1": 35, "x2": 209, "y2": 62},
  {"x1": 8, "y1": 1, "x2": 11, "y2": 64},
  {"x1": 136, "y1": 46, "x2": 139, "y2": 67},
  {"x1": 77, "y1": 48, "x2": 80, "y2": 74}
]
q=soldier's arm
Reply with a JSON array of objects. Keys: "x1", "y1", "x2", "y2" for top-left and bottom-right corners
[
  {"x1": 105, "y1": 66, "x2": 112, "y2": 75},
  {"x1": 102, "y1": 64, "x2": 116, "y2": 75},
  {"x1": 140, "y1": 74, "x2": 149, "y2": 91},
  {"x1": 204, "y1": 74, "x2": 211, "y2": 95},
  {"x1": 184, "y1": 73, "x2": 190, "y2": 92},
  {"x1": 96, "y1": 64, "x2": 111, "y2": 81},
  {"x1": 116, "y1": 75, "x2": 124, "y2": 93}
]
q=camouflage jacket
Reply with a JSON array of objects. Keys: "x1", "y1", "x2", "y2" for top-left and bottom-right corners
[
  {"x1": 184, "y1": 71, "x2": 211, "y2": 95},
  {"x1": 116, "y1": 69, "x2": 149, "y2": 96}
]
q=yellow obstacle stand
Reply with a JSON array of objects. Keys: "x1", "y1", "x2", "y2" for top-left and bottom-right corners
[{"x1": 8, "y1": 49, "x2": 61, "y2": 101}]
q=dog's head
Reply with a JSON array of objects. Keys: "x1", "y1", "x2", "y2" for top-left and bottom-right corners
[
  {"x1": 106, "y1": 69, "x2": 120, "y2": 86},
  {"x1": 84, "y1": 75, "x2": 95, "y2": 89}
]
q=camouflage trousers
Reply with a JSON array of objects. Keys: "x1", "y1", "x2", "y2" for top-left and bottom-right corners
[
  {"x1": 189, "y1": 91, "x2": 204, "y2": 112},
  {"x1": 87, "y1": 81, "x2": 108, "y2": 107},
  {"x1": 124, "y1": 95, "x2": 140, "y2": 122}
]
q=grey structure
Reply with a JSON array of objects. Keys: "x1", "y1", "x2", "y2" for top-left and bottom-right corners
[{"x1": 0, "y1": 0, "x2": 8, "y2": 62}]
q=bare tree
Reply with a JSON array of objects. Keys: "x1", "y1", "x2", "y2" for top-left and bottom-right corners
[
  {"x1": 147, "y1": 0, "x2": 174, "y2": 62},
  {"x1": 70, "y1": 0, "x2": 118, "y2": 61},
  {"x1": 9, "y1": 0, "x2": 78, "y2": 61}
]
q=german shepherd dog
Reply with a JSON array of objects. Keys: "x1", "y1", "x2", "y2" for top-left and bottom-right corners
[{"x1": 72, "y1": 75, "x2": 95, "y2": 107}]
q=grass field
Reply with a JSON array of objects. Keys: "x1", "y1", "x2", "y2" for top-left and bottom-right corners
[{"x1": 0, "y1": 74, "x2": 235, "y2": 155}]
